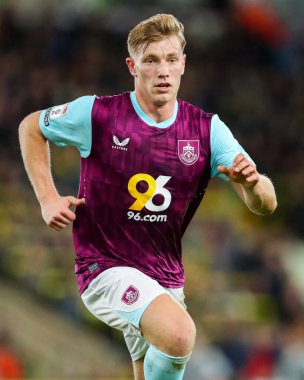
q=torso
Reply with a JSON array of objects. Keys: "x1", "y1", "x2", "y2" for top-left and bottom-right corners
[{"x1": 73, "y1": 92, "x2": 213, "y2": 293}]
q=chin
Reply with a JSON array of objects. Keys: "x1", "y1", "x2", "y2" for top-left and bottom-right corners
[{"x1": 152, "y1": 93, "x2": 173, "y2": 107}]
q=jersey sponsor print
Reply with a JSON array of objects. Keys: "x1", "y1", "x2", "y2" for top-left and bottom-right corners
[
  {"x1": 39, "y1": 92, "x2": 252, "y2": 294},
  {"x1": 127, "y1": 173, "x2": 171, "y2": 222},
  {"x1": 73, "y1": 92, "x2": 212, "y2": 293}
]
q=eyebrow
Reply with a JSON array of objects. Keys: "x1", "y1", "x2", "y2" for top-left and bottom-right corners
[
  {"x1": 143, "y1": 54, "x2": 158, "y2": 60},
  {"x1": 143, "y1": 52, "x2": 180, "y2": 60}
]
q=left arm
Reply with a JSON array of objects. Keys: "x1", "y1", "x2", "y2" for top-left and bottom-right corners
[{"x1": 218, "y1": 153, "x2": 277, "y2": 215}]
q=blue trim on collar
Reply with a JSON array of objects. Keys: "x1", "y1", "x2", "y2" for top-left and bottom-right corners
[{"x1": 130, "y1": 91, "x2": 178, "y2": 129}]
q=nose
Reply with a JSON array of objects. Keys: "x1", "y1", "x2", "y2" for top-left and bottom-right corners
[{"x1": 157, "y1": 61, "x2": 170, "y2": 78}]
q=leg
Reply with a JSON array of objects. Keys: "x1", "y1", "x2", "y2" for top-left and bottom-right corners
[
  {"x1": 133, "y1": 357, "x2": 145, "y2": 380},
  {"x1": 124, "y1": 331, "x2": 148, "y2": 379},
  {"x1": 82, "y1": 267, "x2": 192, "y2": 379},
  {"x1": 140, "y1": 294, "x2": 196, "y2": 379},
  {"x1": 140, "y1": 293, "x2": 196, "y2": 356}
]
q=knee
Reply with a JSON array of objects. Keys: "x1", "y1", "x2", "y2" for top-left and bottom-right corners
[{"x1": 164, "y1": 317, "x2": 196, "y2": 357}]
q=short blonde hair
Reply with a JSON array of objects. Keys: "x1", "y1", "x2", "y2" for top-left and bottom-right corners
[{"x1": 127, "y1": 14, "x2": 186, "y2": 57}]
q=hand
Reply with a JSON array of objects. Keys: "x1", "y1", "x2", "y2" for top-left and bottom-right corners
[
  {"x1": 40, "y1": 195, "x2": 85, "y2": 231},
  {"x1": 217, "y1": 153, "x2": 259, "y2": 189}
]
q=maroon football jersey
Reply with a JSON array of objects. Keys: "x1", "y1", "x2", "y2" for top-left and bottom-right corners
[{"x1": 73, "y1": 92, "x2": 212, "y2": 293}]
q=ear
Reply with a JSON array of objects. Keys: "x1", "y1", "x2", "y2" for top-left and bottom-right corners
[
  {"x1": 181, "y1": 54, "x2": 186, "y2": 76},
  {"x1": 126, "y1": 57, "x2": 137, "y2": 77}
]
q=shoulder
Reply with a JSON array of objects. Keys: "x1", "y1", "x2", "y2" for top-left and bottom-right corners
[
  {"x1": 69, "y1": 95, "x2": 96, "y2": 113},
  {"x1": 93, "y1": 92, "x2": 131, "y2": 107},
  {"x1": 210, "y1": 115, "x2": 234, "y2": 140},
  {"x1": 91, "y1": 92, "x2": 132, "y2": 124},
  {"x1": 177, "y1": 99, "x2": 213, "y2": 119}
]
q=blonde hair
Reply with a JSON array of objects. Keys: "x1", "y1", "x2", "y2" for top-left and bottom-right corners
[{"x1": 127, "y1": 14, "x2": 186, "y2": 57}]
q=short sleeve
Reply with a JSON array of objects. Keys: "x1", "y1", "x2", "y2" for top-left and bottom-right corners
[
  {"x1": 39, "y1": 95, "x2": 95, "y2": 158},
  {"x1": 210, "y1": 114, "x2": 255, "y2": 181}
]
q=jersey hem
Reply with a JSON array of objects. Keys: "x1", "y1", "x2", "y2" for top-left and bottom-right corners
[{"x1": 77, "y1": 263, "x2": 184, "y2": 295}]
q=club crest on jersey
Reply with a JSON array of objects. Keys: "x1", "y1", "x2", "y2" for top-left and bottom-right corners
[
  {"x1": 178, "y1": 140, "x2": 199, "y2": 165},
  {"x1": 112, "y1": 135, "x2": 130, "y2": 151},
  {"x1": 121, "y1": 285, "x2": 139, "y2": 305}
]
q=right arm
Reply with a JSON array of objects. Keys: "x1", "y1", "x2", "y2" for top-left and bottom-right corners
[
  {"x1": 210, "y1": 114, "x2": 277, "y2": 215},
  {"x1": 18, "y1": 111, "x2": 85, "y2": 230}
]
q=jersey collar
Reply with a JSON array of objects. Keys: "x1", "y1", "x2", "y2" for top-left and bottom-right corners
[{"x1": 130, "y1": 91, "x2": 178, "y2": 129}]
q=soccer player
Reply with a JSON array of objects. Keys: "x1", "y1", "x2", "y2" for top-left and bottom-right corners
[{"x1": 19, "y1": 14, "x2": 277, "y2": 380}]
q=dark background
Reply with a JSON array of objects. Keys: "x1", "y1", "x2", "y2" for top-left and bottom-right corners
[{"x1": 0, "y1": 1, "x2": 303, "y2": 379}]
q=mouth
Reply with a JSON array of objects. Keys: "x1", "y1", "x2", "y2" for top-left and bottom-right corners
[
  {"x1": 155, "y1": 82, "x2": 171, "y2": 88},
  {"x1": 154, "y1": 83, "x2": 172, "y2": 93}
]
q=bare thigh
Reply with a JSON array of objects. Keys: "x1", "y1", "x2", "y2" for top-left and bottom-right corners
[{"x1": 140, "y1": 293, "x2": 196, "y2": 357}]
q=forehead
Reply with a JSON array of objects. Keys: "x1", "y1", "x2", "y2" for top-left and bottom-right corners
[{"x1": 141, "y1": 36, "x2": 183, "y2": 56}]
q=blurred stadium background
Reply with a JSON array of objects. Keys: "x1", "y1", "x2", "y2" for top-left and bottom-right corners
[{"x1": 0, "y1": 0, "x2": 303, "y2": 379}]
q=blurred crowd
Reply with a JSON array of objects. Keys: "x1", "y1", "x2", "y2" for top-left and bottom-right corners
[
  {"x1": 0, "y1": 329, "x2": 23, "y2": 379},
  {"x1": 0, "y1": 0, "x2": 304, "y2": 379}
]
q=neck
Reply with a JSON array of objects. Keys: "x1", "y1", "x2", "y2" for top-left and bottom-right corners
[{"x1": 134, "y1": 90, "x2": 176, "y2": 123}]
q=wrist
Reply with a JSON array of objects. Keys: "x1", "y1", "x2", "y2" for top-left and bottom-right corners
[{"x1": 38, "y1": 192, "x2": 60, "y2": 206}]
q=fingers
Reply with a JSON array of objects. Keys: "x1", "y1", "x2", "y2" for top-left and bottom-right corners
[
  {"x1": 55, "y1": 210, "x2": 76, "y2": 224},
  {"x1": 50, "y1": 219, "x2": 70, "y2": 231},
  {"x1": 218, "y1": 154, "x2": 259, "y2": 188},
  {"x1": 243, "y1": 172, "x2": 260, "y2": 187},
  {"x1": 217, "y1": 165, "x2": 231, "y2": 176},
  {"x1": 218, "y1": 154, "x2": 252, "y2": 176},
  {"x1": 42, "y1": 196, "x2": 85, "y2": 231},
  {"x1": 233, "y1": 154, "x2": 254, "y2": 174},
  {"x1": 233, "y1": 154, "x2": 250, "y2": 172},
  {"x1": 48, "y1": 211, "x2": 75, "y2": 230},
  {"x1": 67, "y1": 196, "x2": 86, "y2": 206},
  {"x1": 232, "y1": 154, "x2": 259, "y2": 187},
  {"x1": 232, "y1": 153, "x2": 245, "y2": 167}
]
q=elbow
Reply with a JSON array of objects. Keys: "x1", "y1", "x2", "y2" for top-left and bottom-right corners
[
  {"x1": 18, "y1": 116, "x2": 27, "y2": 135},
  {"x1": 19, "y1": 111, "x2": 43, "y2": 141},
  {"x1": 253, "y1": 177, "x2": 278, "y2": 216},
  {"x1": 265, "y1": 188, "x2": 278, "y2": 215},
  {"x1": 19, "y1": 114, "x2": 32, "y2": 138},
  {"x1": 268, "y1": 198, "x2": 278, "y2": 215},
  {"x1": 253, "y1": 197, "x2": 278, "y2": 216},
  {"x1": 18, "y1": 116, "x2": 29, "y2": 145}
]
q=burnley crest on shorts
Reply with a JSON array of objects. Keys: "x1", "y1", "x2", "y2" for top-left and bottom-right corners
[
  {"x1": 121, "y1": 285, "x2": 139, "y2": 305},
  {"x1": 178, "y1": 140, "x2": 199, "y2": 165}
]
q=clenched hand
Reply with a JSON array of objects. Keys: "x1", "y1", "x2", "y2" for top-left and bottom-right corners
[{"x1": 41, "y1": 196, "x2": 85, "y2": 231}]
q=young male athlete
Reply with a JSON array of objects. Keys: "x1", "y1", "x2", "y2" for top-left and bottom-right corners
[{"x1": 19, "y1": 14, "x2": 277, "y2": 380}]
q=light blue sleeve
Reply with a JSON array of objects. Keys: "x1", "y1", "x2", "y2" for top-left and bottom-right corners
[
  {"x1": 210, "y1": 114, "x2": 255, "y2": 181},
  {"x1": 39, "y1": 95, "x2": 95, "y2": 158}
]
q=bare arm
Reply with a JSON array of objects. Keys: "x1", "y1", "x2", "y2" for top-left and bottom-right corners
[
  {"x1": 18, "y1": 112, "x2": 85, "y2": 230},
  {"x1": 218, "y1": 153, "x2": 277, "y2": 215}
]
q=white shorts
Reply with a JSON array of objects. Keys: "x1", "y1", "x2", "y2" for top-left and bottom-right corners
[{"x1": 81, "y1": 266, "x2": 186, "y2": 361}]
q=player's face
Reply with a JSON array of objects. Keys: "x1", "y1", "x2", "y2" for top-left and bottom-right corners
[{"x1": 127, "y1": 36, "x2": 186, "y2": 108}]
